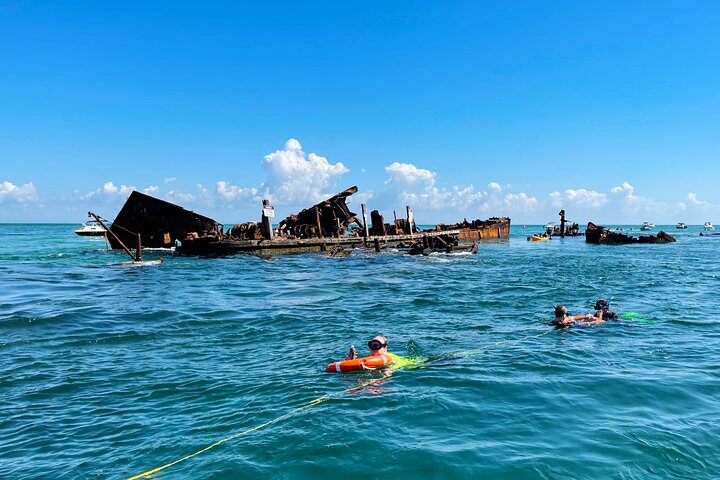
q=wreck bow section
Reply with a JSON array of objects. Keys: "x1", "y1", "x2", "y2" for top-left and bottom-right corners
[
  {"x1": 585, "y1": 222, "x2": 676, "y2": 245},
  {"x1": 277, "y1": 186, "x2": 364, "y2": 238},
  {"x1": 108, "y1": 191, "x2": 219, "y2": 250}
]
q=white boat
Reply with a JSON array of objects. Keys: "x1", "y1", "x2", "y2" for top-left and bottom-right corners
[
  {"x1": 704, "y1": 222, "x2": 715, "y2": 231},
  {"x1": 675, "y1": 222, "x2": 687, "y2": 229},
  {"x1": 640, "y1": 222, "x2": 655, "y2": 231},
  {"x1": 74, "y1": 220, "x2": 109, "y2": 237},
  {"x1": 544, "y1": 222, "x2": 555, "y2": 229}
]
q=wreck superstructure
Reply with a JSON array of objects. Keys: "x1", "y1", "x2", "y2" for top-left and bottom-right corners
[
  {"x1": 108, "y1": 191, "x2": 219, "y2": 250},
  {"x1": 103, "y1": 186, "x2": 510, "y2": 256},
  {"x1": 585, "y1": 222, "x2": 676, "y2": 245}
]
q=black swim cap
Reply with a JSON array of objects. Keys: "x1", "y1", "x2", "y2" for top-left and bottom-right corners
[{"x1": 595, "y1": 299, "x2": 608, "y2": 310}]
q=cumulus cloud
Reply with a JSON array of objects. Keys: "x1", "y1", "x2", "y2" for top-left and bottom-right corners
[
  {"x1": 384, "y1": 162, "x2": 437, "y2": 188},
  {"x1": 143, "y1": 186, "x2": 159, "y2": 195},
  {"x1": 262, "y1": 139, "x2": 350, "y2": 205},
  {"x1": 80, "y1": 181, "x2": 136, "y2": 200},
  {"x1": 216, "y1": 181, "x2": 259, "y2": 202},
  {"x1": 503, "y1": 192, "x2": 539, "y2": 211},
  {"x1": 488, "y1": 182, "x2": 502, "y2": 192},
  {"x1": 0, "y1": 181, "x2": 39, "y2": 203},
  {"x1": 383, "y1": 162, "x2": 485, "y2": 210},
  {"x1": 564, "y1": 188, "x2": 608, "y2": 208},
  {"x1": 687, "y1": 193, "x2": 708, "y2": 206},
  {"x1": 611, "y1": 181, "x2": 634, "y2": 195},
  {"x1": 548, "y1": 189, "x2": 607, "y2": 209}
]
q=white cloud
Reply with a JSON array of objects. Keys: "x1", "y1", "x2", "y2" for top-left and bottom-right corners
[
  {"x1": 687, "y1": 193, "x2": 708, "y2": 206},
  {"x1": 611, "y1": 181, "x2": 634, "y2": 195},
  {"x1": 488, "y1": 182, "x2": 502, "y2": 192},
  {"x1": 383, "y1": 162, "x2": 484, "y2": 210},
  {"x1": 0, "y1": 181, "x2": 39, "y2": 203},
  {"x1": 164, "y1": 177, "x2": 177, "y2": 183},
  {"x1": 262, "y1": 138, "x2": 350, "y2": 205},
  {"x1": 166, "y1": 190, "x2": 195, "y2": 203},
  {"x1": 81, "y1": 181, "x2": 136, "y2": 200},
  {"x1": 143, "y1": 186, "x2": 159, "y2": 195},
  {"x1": 216, "y1": 181, "x2": 259, "y2": 202},
  {"x1": 384, "y1": 162, "x2": 437, "y2": 188},
  {"x1": 564, "y1": 188, "x2": 608, "y2": 208},
  {"x1": 503, "y1": 192, "x2": 539, "y2": 211}
]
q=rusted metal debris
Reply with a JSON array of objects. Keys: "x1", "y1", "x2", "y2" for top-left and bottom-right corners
[
  {"x1": 108, "y1": 191, "x2": 219, "y2": 250},
  {"x1": 277, "y1": 186, "x2": 364, "y2": 239},
  {"x1": 101, "y1": 186, "x2": 511, "y2": 256},
  {"x1": 585, "y1": 222, "x2": 676, "y2": 245},
  {"x1": 433, "y1": 217, "x2": 511, "y2": 241}
]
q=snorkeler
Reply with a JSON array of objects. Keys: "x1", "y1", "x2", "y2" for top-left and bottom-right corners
[
  {"x1": 345, "y1": 335, "x2": 400, "y2": 363},
  {"x1": 593, "y1": 299, "x2": 618, "y2": 320},
  {"x1": 552, "y1": 305, "x2": 606, "y2": 328}
]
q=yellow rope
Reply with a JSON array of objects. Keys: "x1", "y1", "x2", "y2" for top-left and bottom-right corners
[
  {"x1": 126, "y1": 330, "x2": 551, "y2": 479},
  {"x1": 126, "y1": 382, "x2": 369, "y2": 480}
]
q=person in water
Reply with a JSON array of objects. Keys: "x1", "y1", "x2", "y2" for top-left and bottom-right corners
[
  {"x1": 552, "y1": 305, "x2": 605, "y2": 328},
  {"x1": 345, "y1": 335, "x2": 400, "y2": 363},
  {"x1": 593, "y1": 299, "x2": 618, "y2": 320}
]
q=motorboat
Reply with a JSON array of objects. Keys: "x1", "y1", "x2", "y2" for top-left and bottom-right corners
[
  {"x1": 74, "y1": 220, "x2": 109, "y2": 237},
  {"x1": 640, "y1": 222, "x2": 655, "y2": 230},
  {"x1": 704, "y1": 222, "x2": 715, "y2": 231},
  {"x1": 675, "y1": 223, "x2": 687, "y2": 229},
  {"x1": 544, "y1": 222, "x2": 555, "y2": 229}
]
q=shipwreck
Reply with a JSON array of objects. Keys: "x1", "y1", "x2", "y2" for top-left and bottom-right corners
[
  {"x1": 98, "y1": 186, "x2": 511, "y2": 256},
  {"x1": 585, "y1": 222, "x2": 676, "y2": 245}
]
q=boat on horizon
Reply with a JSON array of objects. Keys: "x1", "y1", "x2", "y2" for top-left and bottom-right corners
[
  {"x1": 74, "y1": 219, "x2": 109, "y2": 237},
  {"x1": 676, "y1": 222, "x2": 687, "y2": 229},
  {"x1": 640, "y1": 222, "x2": 655, "y2": 230},
  {"x1": 704, "y1": 222, "x2": 715, "y2": 231}
]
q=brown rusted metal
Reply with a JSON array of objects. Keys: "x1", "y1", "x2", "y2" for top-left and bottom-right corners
[
  {"x1": 585, "y1": 222, "x2": 676, "y2": 245},
  {"x1": 108, "y1": 191, "x2": 219, "y2": 250},
  {"x1": 433, "y1": 217, "x2": 511, "y2": 242},
  {"x1": 277, "y1": 186, "x2": 360, "y2": 239},
  {"x1": 88, "y1": 211, "x2": 138, "y2": 262}
]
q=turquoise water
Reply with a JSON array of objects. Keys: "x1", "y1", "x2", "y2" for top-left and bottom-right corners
[{"x1": 1, "y1": 224, "x2": 719, "y2": 479}]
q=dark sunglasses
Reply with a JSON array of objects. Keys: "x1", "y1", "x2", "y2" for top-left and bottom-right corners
[{"x1": 368, "y1": 340, "x2": 387, "y2": 350}]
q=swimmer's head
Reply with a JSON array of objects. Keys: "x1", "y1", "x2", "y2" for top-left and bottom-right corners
[
  {"x1": 554, "y1": 305, "x2": 568, "y2": 318},
  {"x1": 595, "y1": 299, "x2": 609, "y2": 311}
]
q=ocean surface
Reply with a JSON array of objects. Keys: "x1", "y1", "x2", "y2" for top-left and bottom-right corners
[{"x1": 1, "y1": 223, "x2": 719, "y2": 479}]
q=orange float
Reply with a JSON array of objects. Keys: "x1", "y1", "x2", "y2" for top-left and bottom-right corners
[{"x1": 325, "y1": 354, "x2": 394, "y2": 373}]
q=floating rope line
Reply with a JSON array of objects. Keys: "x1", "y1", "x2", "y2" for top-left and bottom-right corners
[
  {"x1": 125, "y1": 380, "x2": 375, "y2": 480},
  {"x1": 125, "y1": 329, "x2": 553, "y2": 479}
]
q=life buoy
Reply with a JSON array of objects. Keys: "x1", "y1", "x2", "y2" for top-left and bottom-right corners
[{"x1": 325, "y1": 354, "x2": 394, "y2": 373}]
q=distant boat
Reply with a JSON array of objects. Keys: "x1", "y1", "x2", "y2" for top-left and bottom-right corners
[
  {"x1": 74, "y1": 220, "x2": 109, "y2": 237},
  {"x1": 544, "y1": 222, "x2": 555, "y2": 229},
  {"x1": 675, "y1": 222, "x2": 687, "y2": 229},
  {"x1": 640, "y1": 222, "x2": 655, "y2": 231},
  {"x1": 704, "y1": 222, "x2": 715, "y2": 231}
]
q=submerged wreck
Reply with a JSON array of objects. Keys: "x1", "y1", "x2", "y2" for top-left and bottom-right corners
[
  {"x1": 585, "y1": 222, "x2": 676, "y2": 245},
  {"x1": 102, "y1": 186, "x2": 510, "y2": 256}
]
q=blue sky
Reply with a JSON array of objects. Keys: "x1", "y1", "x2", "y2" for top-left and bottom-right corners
[{"x1": 1, "y1": 1, "x2": 719, "y2": 224}]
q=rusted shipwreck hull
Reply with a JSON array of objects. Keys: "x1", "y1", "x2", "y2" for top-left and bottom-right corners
[
  {"x1": 177, "y1": 229, "x2": 460, "y2": 255},
  {"x1": 105, "y1": 186, "x2": 509, "y2": 256},
  {"x1": 108, "y1": 191, "x2": 219, "y2": 250},
  {"x1": 433, "y1": 217, "x2": 511, "y2": 242},
  {"x1": 585, "y1": 222, "x2": 676, "y2": 245}
]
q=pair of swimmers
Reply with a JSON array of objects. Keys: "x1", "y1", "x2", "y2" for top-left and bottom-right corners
[
  {"x1": 551, "y1": 298, "x2": 617, "y2": 328},
  {"x1": 335, "y1": 300, "x2": 618, "y2": 365}
]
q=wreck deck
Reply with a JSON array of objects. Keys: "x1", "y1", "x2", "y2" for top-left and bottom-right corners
[{"x1": 177, "y1": 230, "x2": 461, "y2": 255}]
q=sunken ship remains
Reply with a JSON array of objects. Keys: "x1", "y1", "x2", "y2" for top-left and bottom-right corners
[
  {"x1": 585, "y1": 222, "x2": 676, "y2": 245},
  {"x1": 106, "y1": 187, "x2": 510, "y2": 256}
]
